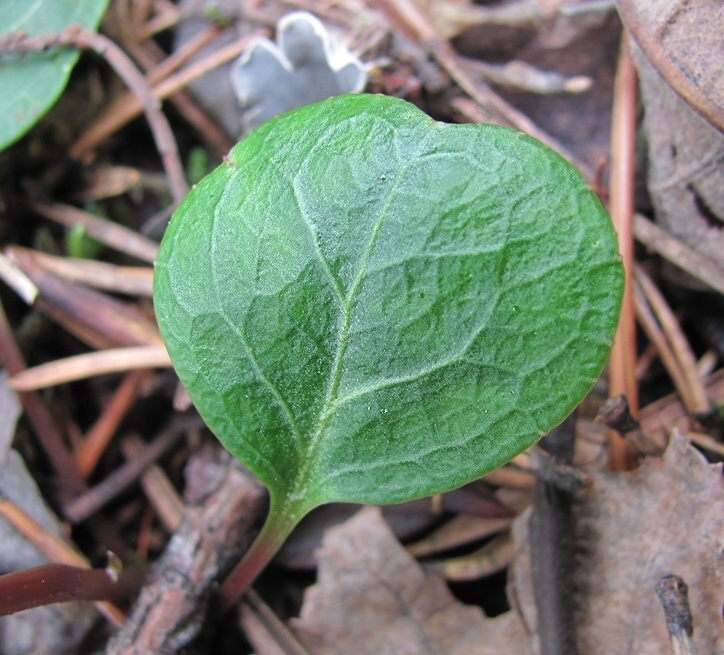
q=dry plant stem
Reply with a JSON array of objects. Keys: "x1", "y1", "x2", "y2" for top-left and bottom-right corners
[
  {"x1": 428, "y1": 532, "x2": 514, "y2": 581},
  {"x1": 135, "y1": 1, "x2": 181, "y2": 41},
  {"x1": 29, "y1": 201, "x2": 158, "y2": 263},
  {"x1": 634, "y1": 266, "x2": 711, "y2": 415},
  {"x1": 638, "y1": 368, "x2": 724, "y2": 452},
  {"x1": 0, "y1": 27, "x2": 188, "y2": 205},
  {"x1": 9, "y1": 345, "x2": 171, "y2": 391},
  {"x1": 105, "y1": 454, "x2": 266, "y2": 654},
  {"x1": 0, "y1": 564, "x2": 119, "y2": 615},
  {"x1": 5, "y1": 250, "x2": 162, "y2": 349},
  {"x1": 70, "y1": 32, "x2": 265, "y2": 158},
  {"x1": 632, "y1": 283, "x2": 691, "y2": 410},
  {"x1": 121, "y1": 435, "x2": 185, "y2": 532},
  {"x1": 0, "y1": 303, "x2": 130, "y2": 558},
  {"x1": 406, "y1": 515, "x2": 513, "y2": 557},
  {"x1": 240, "y1": 588, "x2": 313, "y2": 655},
  {"x1": 35, "y1": 279, "x2": 161, "y2": 349},
  {"x1": 0, "y1": 498, "x2": 124, "y2": 625},
  {"x1": 0, "y1": 300, "x2": 84, "y2": 497},
  {"x1": 119, "y1": 23, "x2": 235, "y2": 158},
  {"x1": 686, "y1": 431, "x2": 724, "y2": 457},
  {"x1": 5, "y1": 246, "x2": 154, "y2": 296},
  {"x1": 76, "y1": 371, "x2": 147, "y2": 478},
  {"x1": 633, "y1": 214, "x2": 724, "y2": 295},
  {"x1": 131, "y1": 21, "x2": 224, "y2": 85},
  {"x1": 655, "y1": 574, "x2": 698, "y2": 655},
  {"x1": 607, "y1": 31, "x2": 639, "y2": 471},
  {"x1": 63, "y1": 419, "x2": 191, "y2": 523}
]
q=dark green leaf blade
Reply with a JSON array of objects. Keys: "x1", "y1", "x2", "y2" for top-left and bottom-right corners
[
  {"x1": 154, "y1": 94, "x2": 622, "y2": 517},
  {"x1": 0, "y1": 0, "x2": 109, "y2": 151}
]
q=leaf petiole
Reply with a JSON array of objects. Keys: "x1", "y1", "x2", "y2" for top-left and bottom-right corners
[{"x1": 216, "y1": 499, "x2": 303, "y2": 610}]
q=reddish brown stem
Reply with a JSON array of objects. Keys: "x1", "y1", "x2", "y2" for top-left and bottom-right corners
[
  {"x1": 0, "y1": 564, "x2": 119, "y2": 615},
  {"x1": 0, "y1": 300, "x2": 84, "y2": 498},
  {"x1": 217, "y1": 503, "x2": 300, "y2": 612},
  {"x1": 607, "y1": 31, "x2": 639, "y2": 471}
]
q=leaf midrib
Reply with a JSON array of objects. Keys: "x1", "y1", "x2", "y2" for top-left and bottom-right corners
[{"x1": 284, "y1": 153, "x2": 420, "y2": 504}]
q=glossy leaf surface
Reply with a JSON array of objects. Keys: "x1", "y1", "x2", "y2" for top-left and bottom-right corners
[{"x1": 155, "y1": 94, "x2": 622, "y2": 522}]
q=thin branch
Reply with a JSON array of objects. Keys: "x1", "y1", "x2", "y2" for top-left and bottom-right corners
[
  {"x1": 607, "y1": 32, "x2": 639, "y2": 470},
  {"x1": 633, "y1": 281, "x2": 691, "y2": 408},
  {"x1": 0, "y1": 299, "x2": 84, "y2": 498},
  {"x1": 76, "y1": 371, "x2": 148, "y2": 478},
  {"x1": 0, "y1": 26, "x2": 188, "y2": 205},
  {"x1": 63, "y1": 420, "x2": 192, "y2": 524},
  {"x1": 9, "y1": 345, "x2": 171, "y2": 391},
  {"x1": 655, "y1": 575, "x2": 698, "y2": 655},
  {"x1": 28, "y1": 201, "x2": 159, "y2": 263},
  {"x1": 5, "y1": 246, "x2": 154, "y2": 296},
  {"x1": 634, "y1": 266, "x2": 711, "y2": 415},
  {"x1": 633, "y1": 213, "x2": 724, "y2": 295},
  {"x1": 369, "y1": 0, "x2": 591, "y2": 173},
  {"x1": 70, "y1": 32, "x2": 265, "y2": 158}
]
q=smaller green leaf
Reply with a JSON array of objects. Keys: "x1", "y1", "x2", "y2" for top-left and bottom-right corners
[
  {"x1": 0, "y1": 0, "x2": 109, "y2": 152},
  {"x1": 154, "y1": 94, "x2": 623, "y2": 592}
]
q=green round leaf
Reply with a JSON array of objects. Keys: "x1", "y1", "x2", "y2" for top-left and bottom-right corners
[
  {"x1": 155, "y1": 94, "x2": 622, "y2": 520},
  {"x1": 0, "y1": 0, "x2": 109, "y2": 151}
]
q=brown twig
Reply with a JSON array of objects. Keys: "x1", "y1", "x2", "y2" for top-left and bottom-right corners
[
  {"x1": 28, "y1": 201, "x2": 158, "y2": 263},
  {"x1": 637, "y1": 368, "x2": 724, "y2": 452},
  {"x1": 134, "y1": 1, "x2": 182, "y2": 42},
  {"x1": 9, "y1": 345, "x2": 171, "y2": 391},
  {"x1": 632, "y1": 282, "x2": 691, "y2": 409},
  {"x1": 75, "y1": 371, "x2": 148, "y2": 479},
  {"x1": 606, "y1": 31, "x2": 639, "y2": 471},
  {"x1": 633, "y1": 214, "x2": 724, "y2": 296},
  {"x1": 121, "y1": 434, "x2": 185, "y2": 533},
  {"x1": 105, "y1": 450, "x2": 266, "y2": 654},
  {"x1": 0, "y1": 300, "x2": 84, "y2": 499},
  {"x1": 5, "y1": 246, "x2": 154, "y2": 296},
  {"x1": 369, "y1": 0, "x2": 591, "y2": 173},
  {"x1": 0, "y1": 27, "x2": 188, "y2": 205},
  {"x1": 63, "y1": 419, "x2": 193, "y2": 524},
  {"x1": 116, "y1": 16, "x2": 236, "y2": 158},
  {"x1": 634, "y1": 266, "x2": 711, "y2": 415},
  {"x1": 70, "y1": 32, "x2": 265, "y2": 158},
  {"x1": 655, "y1": 574, "x2": 698, "y2": 655},
  {"x1": 240, "y1": 588, "x2": 314, "y2": 655}
]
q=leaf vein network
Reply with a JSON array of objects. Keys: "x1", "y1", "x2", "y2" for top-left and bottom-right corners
[
  {"x1": 289, "y1": 176, "x2": 346, "y2": 307},
  {"x1": 289, "y1": 154, "x2": 419, "y2": 492},
  {"x1": 331, "y1": 295, "x2": 497, "y2": 412},
  {"x1": 209, "y1": 193, "x2": 304, "y2": 449}
]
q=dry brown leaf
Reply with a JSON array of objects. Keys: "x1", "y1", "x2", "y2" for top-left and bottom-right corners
[
  {"x1": 630, "y1": 40, "x2": 724, "y2": 285},
  {"x1": 618, "y1": 0, "x2": 724, "y2": 130},
  {"x1": 510, "y1": 433, "x2": 724, "y2": 653},
  {"x1": 292, "y1": 505, "x2": 533, "y2": 655}
]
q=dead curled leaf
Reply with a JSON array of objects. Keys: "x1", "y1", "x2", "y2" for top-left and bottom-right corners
[
  {"x1": 617, "y1": 0, "x2": 724, "y2": 130},
  {"x1": 630, "y1": 41, "x2": 724, "y2": 283},
  {"x1": 290, "y1": 436, "x2": 723, "y2": 654}
]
